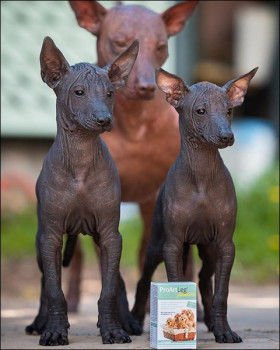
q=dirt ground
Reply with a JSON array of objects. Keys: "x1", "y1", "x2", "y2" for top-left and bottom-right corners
[{"x1": 1, "y1": 257, "x2": 279, "y2": 349}]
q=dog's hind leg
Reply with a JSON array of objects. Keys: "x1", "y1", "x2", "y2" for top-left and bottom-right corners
[
  {"x1": 64, "y1": 236, "x2": 83, "y2": 313},
  {"x1": 116, "y1": 272, "x2": 143, "y2": 335},
  {"x1": 131, "y1": 222, "x2": 164, "y2": 332}
]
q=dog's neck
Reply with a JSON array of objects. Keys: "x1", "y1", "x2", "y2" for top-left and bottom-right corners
[
  {"x1": 112, "y1": 89, "x2": 167, "y2": 141},
  {"x1": 55, "y1": 114, "x2": 103, "y2": 180},
  {"x1": 178, "y1": 130, "x2": 223, "y2": 184}
]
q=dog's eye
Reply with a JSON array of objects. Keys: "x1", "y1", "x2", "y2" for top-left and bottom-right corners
[
  {"x1": 107, "y1": 91, "x2": 114, "y2": 97},
  {"x1": 114, "y1": 40, "x2": 126, "y2": 48},
  {"x1": 75, "y1": 90, "x2": 84, "y2": 96},
  {"x1": 196, "y1": 108, "x2": 206, "y2": 115},
  {"x1": 157, "y1": 42, "x2": 167, "y2": 52},
  {"x1": 227, "y1": 108, "x2": 232, "y2": 115}
]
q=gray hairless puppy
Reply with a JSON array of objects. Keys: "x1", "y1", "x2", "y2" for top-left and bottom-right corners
[
  {"x1": 25, "y1": 37, "x2": 140, "y2": 345},
  {"x1": 131, "y1": 67, "x2": 258, "y2": 343}
]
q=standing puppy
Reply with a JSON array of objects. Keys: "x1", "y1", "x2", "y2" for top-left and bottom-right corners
[
  {"x1": 25, "y1": 37, "x2": 139, "y2": 345},
  {"x1": 132, "y1": 67, "x2": 258, "y2": 343}
]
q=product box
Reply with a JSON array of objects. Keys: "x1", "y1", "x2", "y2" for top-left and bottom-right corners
[{"x1": 150, "y1": 282, "x2": 197, "y2": 349}]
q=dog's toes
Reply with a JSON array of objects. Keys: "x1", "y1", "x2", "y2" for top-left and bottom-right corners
[
  {"x1": 39, "y1": 331, "x2": 52, "y2": 346},
  {"x1": 215, "y1": 330, "x2": 242, "y2": 343},
  {"x1": 58, "y1": 334, "x2": 69, "y2": 345},
  {"x1": 111, "y1": 329, "x2": 131, "y2": 344},
  {"x1": 121, "y1": 319, "x2": 143, "y2": 336},
  {"x1": 129, "y1": 322, "x2": 143, "y2": 335},
  {"x1": 101, "y1": 331, "x2": 115, "y2": 344},
  {"x1": 101, "y1": 328, "x2": 131, "y2": 344},
  {"x1": 39, "y1": 323, "x2": 69, "y2": 346},
  {"x1": 225, "y1": 330, "x2": 242, "y2": 343},
  {"x1": 121, "y1": 335, "x2": 132, "y2": 343},
  {"x1": 49, "y1": 332, "x2": 59, "y2": 346}
]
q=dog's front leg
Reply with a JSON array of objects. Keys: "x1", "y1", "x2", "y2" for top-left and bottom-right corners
[
  {"x1": 37, "y1": 228, "x2": 69, "y2": 346},
  {"x1": 98, "y1": 232, "x2": 131, "y2": 344},
  {"x1": 163, "y1": 236, "x2": 184, "y2": 281},
  {"x1": 197, "y1": 243, "x2": 216, "y2": 331},
  {"x1": 212, "y1": 240, "x2": 242, "y2": 343},
  {"x1": 26, "y1": 234, "x2": 48, "y2": 334}
]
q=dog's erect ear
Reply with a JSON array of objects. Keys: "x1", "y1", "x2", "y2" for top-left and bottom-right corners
[
  {"x1": 162, "y1": 1, "x2": 198, "y2": 37},
  {"x1": 223, "y1": 67, "x2": 258, "y2": 107},
  {"x1": 40, "y1": 37, "x2": 70, "y2": 89},
  {"x1": 69, "y1": 1, "x2": 107, "y2": 36},
  {"x1": 104, "y1": 40, "x2": 139, "y2": 89},
  {"x1": 156, "y1": 68, "x2": 189, "y2": 108}
]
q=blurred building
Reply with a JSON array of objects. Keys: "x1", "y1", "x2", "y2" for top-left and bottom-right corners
[{"x1": 1, "y1": 1, "x2": 279, "y2": 215}]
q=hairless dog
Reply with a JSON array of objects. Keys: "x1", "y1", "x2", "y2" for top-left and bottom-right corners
[
  {"x1": 67, "y1": 0, "x2": 199, "y2": 314},
  {"x1": 131, "y1": 67, "x2": 258, "y2": 343},
  {"x1": 25, "y1": 37, "x2": 140, "y2": 345}
]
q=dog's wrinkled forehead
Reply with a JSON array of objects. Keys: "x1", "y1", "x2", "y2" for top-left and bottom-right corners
[
  {"x1": 106, "y1": 5, "x2": 165, "y2": 39},
  {"x1": 67, "y1": 63, "x2": 110, "y2": 90},
  {"x1": 189, "y1": 82, "x2": 228, "y2": 107}
]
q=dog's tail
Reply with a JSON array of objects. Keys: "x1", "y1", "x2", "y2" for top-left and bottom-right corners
[{"x1": 62, "y1": 235, "x2": 78, "y2": 267}]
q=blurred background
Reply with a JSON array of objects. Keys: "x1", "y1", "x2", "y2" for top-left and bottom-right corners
[{"x1": 1, "y1": 0, "x2": 279, "y2": 303}]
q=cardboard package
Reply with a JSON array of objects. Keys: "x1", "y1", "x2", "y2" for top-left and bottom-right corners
[{"x1": 150, "y1": 282, "x2": 197, "y2": 349}]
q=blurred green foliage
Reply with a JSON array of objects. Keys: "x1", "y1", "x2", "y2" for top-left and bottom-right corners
[{"x1": 1, "y1": 161, "x2": 279, "y2": 283}]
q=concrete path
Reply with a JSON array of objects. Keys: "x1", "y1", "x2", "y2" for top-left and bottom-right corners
[{"x1": 1, "y1": 283, "x2": 279, "y2": 349}]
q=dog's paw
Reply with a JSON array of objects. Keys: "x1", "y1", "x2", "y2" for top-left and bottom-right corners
[
  {"x1": 119, "y1": 310, "x2": 143, "y2": 335},
  {"x1": 121, "y1": 317, "x2": 143, "y2": 336},
  {"x1": 130, "y1": 310, "x2": 145, "y2": 334},
  {"x1": 204, "y1": 315, "x2": 213, "y2": 332},
  {"x1": 214, "y1": 329, "x2": 242, "y2": 343},
  {"x1": 101, "y1": 328, "x2": 131, "y2": 344},
  {"x1": 39, "y1": 321, "x2": 70, "y2": 346},
  {"x1": 25, "y1": 315, "x2": 47, "y2": 335}
]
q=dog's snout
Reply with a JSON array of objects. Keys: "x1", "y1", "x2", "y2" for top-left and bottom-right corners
[
  {"x1": 134, "y1": 73, "x2": 156, "y2": 99},
  {"x1": 220, "y1": 131, "x2": 234, "y2": 143},
  {"x1": 96, "y1": 115, "x2": 112, "y2": 126},
  {"x1": 136, "y1": 82, "x2": 156, "y2": 95}
]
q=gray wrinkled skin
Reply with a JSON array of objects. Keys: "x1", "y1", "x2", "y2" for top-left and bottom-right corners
[
  {"x1": 131, "y1": 67, "x2": 258, "y2": 343},
  {"x1": 25, "y1": 37, "x2": 141, "y2": 345}
]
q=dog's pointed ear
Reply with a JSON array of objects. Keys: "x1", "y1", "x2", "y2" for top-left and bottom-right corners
[
  {"x1": 104, "y1": 40, "x2": 139, "y2": 89},
  {"x1": 40, "y1": 37, "x2": 71, "y2": 89},
  {"x1": 162, "y1": 1, "x2": 198, "y2": 37},
  {"x1": 223, "y1": 67, "x2": 258, "y2": 107},
  {"x1": 156, "y1": 68, "x2": 189, "y2": 108},
  {"x1": 69, "y1": 1, "x2": 107, "y2": 36}
]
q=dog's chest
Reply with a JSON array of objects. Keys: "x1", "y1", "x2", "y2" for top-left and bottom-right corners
[
  {"x1": 64, "y1": 175, "x2": 119, "y2": 235},
  {"x1": 167, "y1": 183, "x2": 236, "y2": 244},
  {"x1": 186, "y1": 188, "x2": 236, "y2": 242}
]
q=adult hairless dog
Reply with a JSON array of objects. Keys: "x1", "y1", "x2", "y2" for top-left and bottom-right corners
[
  {"x1": 67, "y1": 0, "x2": 198, "y2": 313},
  {"x1": 25, "y1": 37, "x2": 140, "y2": 345},
  {"x1": 131, "y1": 67, "x2": 258, "y2": 343}
]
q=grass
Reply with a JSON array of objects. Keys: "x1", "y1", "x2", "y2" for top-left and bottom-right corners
[{"x1": 1, "y1": 161, "x2": 279, "y2": 283}]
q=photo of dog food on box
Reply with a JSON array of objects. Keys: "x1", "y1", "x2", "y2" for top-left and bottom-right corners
[
  {"x1": 162, "y1": 309, "x2": 196, "y2": 342},
  {"x1": 150, "y1": 282, "x2": 197, "y2": 349}
]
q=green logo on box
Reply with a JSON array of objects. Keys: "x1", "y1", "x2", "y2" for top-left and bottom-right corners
[{"x1": 157, "y1": 283, "x2": 196, "y2": 300}]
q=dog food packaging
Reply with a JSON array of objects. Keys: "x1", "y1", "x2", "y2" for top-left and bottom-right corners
[{"x1": 150, "y1": 282, "x2": 197, "y2": 349}]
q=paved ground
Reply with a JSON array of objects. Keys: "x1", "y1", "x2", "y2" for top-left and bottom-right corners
[{"x1": 1, "y1": 260, "x2": 279, "y2": 349}]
